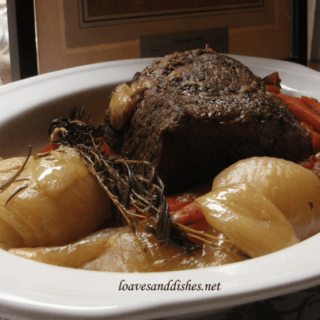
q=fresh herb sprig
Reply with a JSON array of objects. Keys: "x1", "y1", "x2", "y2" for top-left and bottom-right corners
[{"x1": 49, "y1": 108, "x2": 201, "y2": 253}]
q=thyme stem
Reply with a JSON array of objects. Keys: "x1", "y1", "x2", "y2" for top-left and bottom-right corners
[
  {"x1": 48, "y1": 109, "x2": 201, "y2": 252},
  {"x1": 0, "y1": 146, "x2": 31, "y2": 191}
]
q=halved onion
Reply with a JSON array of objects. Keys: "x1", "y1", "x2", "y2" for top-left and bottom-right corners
[
  {"x1": 196, "y1": 183, "x2": 298, "y2": 258},
  {"x1": 212, "y1": 157, "x2": 320, "y2": 240},
  {"x1": 9, "y1": 228, "x2": 120, "y2": 268},
  {"x1": 0, "y1": 146, "x2": 111, "y2": 250},
  {"x1": 10, "y1": 222, "x2": 245, "y2": 271}
]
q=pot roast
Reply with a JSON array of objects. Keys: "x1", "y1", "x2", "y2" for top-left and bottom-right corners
[{"x1": 103, "y1": 47, "x2": 312, "y2": 193}]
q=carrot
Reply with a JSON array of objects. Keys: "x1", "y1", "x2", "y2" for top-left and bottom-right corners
[
  {"x1": 301, "y1": 154, "x2": 320, "y2": 180},
  {"x1": 301, "y1": 96, "x2": 320, "y2": 116},
  {"x1": 300, "y1": 121, "x2": 314, "y2": 132},
  {"x1": 277, "y1": 94, "x2": 320, "y2": 134},
  {"x1": 263, "y1": 72, "x2": 281, "y2": 87},
  {"x1": 188, "y1": 220, "x2": 211, "y2": 232},
  {"x1": 302, "y1": 96, "x2": 318, "y2": 103},
  {"x1": 171, "y1": 201, "x2": 206, "y2": 226},
  {"x1": 167, "y1": 196, "x2": 193, "y2": 212},
  {"x1": 301, "y1": 122, "x2": 320, "y2": 153},
  {"x1": 100, "y1": 140, "x2": 120, "y2": 156},
  {"x1": 39, "y1": 139, "x2": 118, "y2": 156},
  {"x1": 184, "y1": 220, "x2": 213, "y2": 244},
  {"x1": 301, "y1": 155, "x2": 316, "y2": 170},
  {"x1": 38, "y1": 144, "x2": 60, "y2": 153},
  {"x1": 266, "y1": 85, "x2": 281, "y2": 94},
  {"x1": 312, "y1": 132, "x2": 320, "y2": 153}
]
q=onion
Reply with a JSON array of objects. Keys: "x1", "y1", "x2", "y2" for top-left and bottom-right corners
[
  {"x1": 196, "y1": 183, "x2": 298, "y2": 258},
  {"x1": 212, "y1": 157, "x2": 320, "y2": 240},
  {"x1": 10, "y1": 222, "x2": 245, "y2": 271},
  {"x1": 10, "y1": 228, "x2": 119, "y2": 268},
  {"x1": 0, "y1": 146, "x2": 111, "y2": 250}
]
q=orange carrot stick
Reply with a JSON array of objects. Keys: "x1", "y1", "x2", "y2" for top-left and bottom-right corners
[
  {"x1": 266, "y1": 85, "x2": 281, "y2": 94},
  {"x1": 101, "y1": 140, "x2": 120, "y2": 156},
  {"x1": 301, "y1": 155, "x2": 316, "y2": 170},
  {"x1": 188, "y1": 220, "x2": 211, "y2": 232},
  {"x1": 301, "y1": 96, "x2": 320, "y2": 116},
  {"x1": 171, "y1": 201, "x2": 206, "y2": 226},
  {"x1": 312, "y1": 131, "x2": 320, "y2": 153},
  {"x1": 277, "y1": 94, "x2": 320, "y2": 134},
  {"x1": 38, "y1": 144, "x2": 60, "y2": 153},
  {"x1": 300, "y1": 121, "x2": 314, "y2": 131},
  {"x1": 301, "y1": 122, "x2": 320, "y2": 153},
  {"x1": 263, "y1": 72, "x2": 281, "y2": 87},
  {"x1": 302, "y1": 96, "x2": 318, "y2": 103},
  {"x1": 167, "y1": 196, "x2": 193, "y2": 212}
]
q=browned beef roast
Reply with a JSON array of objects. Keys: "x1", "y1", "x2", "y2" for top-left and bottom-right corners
[{"x1": 103, "y1": 48, "x2": 313, "y2": 193}]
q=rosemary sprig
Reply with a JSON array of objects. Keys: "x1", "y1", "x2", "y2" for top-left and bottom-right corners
[
  {"x1": 48, "y1": 109, "x2": 202, "y2": 253},
  {"x1": 0, "y1": 146, "x2": 31, "y2": 191},
  {"x1": 5, "y1": 183, "x2": 28, "y2": 206}
]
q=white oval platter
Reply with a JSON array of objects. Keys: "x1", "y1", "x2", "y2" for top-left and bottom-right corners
[{"x1": 0, "y1": 56, "x2": 319, "y2": 320}]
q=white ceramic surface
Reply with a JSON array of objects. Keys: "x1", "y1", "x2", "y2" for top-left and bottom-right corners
[{"x1": 0, "y1": 56, "x2": 320, "y2": 320}]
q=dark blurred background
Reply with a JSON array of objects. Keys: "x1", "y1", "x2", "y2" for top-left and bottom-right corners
[{"x1": 4, "y1": 0, "x2": 319, "y2": 81}]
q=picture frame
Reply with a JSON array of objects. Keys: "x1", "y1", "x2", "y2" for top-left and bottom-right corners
[{"x1": 7, "y1": 0, "x2": 307, "y2": 81}]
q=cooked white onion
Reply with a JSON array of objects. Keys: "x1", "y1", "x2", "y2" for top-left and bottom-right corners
[
  {"x1": 196, "y1": 183, "x2": 298, "y2": 258},
  {"x1": 212, "y1": 157, "x2": 320, "y2": 240},
  {"x1": 10, "y1": 222, "x2": 245, "y2": 271},
  {"x1": 0, "y1": 146, "x2": 111, "y2": 250}
]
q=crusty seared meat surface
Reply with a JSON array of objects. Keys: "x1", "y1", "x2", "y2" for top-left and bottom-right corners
[{"x1": 103, "y1": 48, "x2": 313, "y2": 193}]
